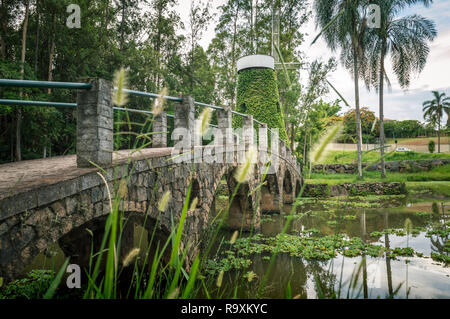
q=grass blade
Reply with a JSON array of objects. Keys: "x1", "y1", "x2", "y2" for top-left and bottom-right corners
[{"x1": 43, "y1": 257, "x2": 70, "y2": 299}]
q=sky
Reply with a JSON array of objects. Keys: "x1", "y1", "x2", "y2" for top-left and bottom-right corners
[{"x1": 174, "y1": 0, "x2": 450, "y2": 123}]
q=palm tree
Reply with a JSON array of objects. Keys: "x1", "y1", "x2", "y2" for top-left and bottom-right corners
[
  {"x1": 314, "y1": 0, "x2": 370, "y2": 180},
  {"x1": 363, "y1": 0, "x2": 436, "y2": 177},
  {"x1": 423, "y1": 91, "x2": 450, "y2": 153}
]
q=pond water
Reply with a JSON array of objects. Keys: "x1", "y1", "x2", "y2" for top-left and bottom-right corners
[
  {"x1": 19, "y1": 197, "x2": 449, "y2": 299},
  {"x1": 211, "y1": 199, "x2": 450, "y2": 299}
]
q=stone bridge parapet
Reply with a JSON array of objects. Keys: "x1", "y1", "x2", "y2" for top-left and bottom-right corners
[{"x1": 0, "y1": 78, "x2": 302, "y2": 281}]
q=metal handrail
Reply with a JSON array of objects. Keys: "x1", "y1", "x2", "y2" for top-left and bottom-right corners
[
  {"x1": 254, "y1": 119, "x2": 265, "y2": 126},
  {"x1": 0, "y1": 79, "x2": 276, "y2": 131},
  {"x1": 194, "y1": 101, "x2": 224, "y2": 111},
  {"x1": 0, "y1": 80, "x2": 292, "y2": 165},
  {"x1": 231, "y1": 110, "x2": 247, "y2": 117},
  {"x1": 0, "y1": 99, "x2": 176, "y2": 118},
  {"x1": 122, "y1": 88, "x2": 182, "y2": 102},
  {"x1": 0, "y1": 79, "x2": 92, "y2": 90},
  {"x1": 0, "y1": 99, "x2": 77, "y2": 108},
  {"x1": 113, "y1": 106, "x2": 174, "y2": 118}
]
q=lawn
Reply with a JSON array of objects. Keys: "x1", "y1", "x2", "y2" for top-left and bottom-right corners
[
  {"x1": 386, "y1": 136, "x2": 450, "y2": 146},
  {"x1": 319, "y1": 150, "x2": 450, "y2": 164}
]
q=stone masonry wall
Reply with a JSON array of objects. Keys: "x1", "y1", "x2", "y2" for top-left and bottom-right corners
[
  {"x1": 303, "y1": 182, "x2": 407, "y2": 197},
  {"x1": 312, "y1": 158, "x2": 450, "y2": 174}
]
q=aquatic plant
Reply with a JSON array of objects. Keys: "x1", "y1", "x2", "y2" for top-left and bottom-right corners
[{"x1": 0, "y1": 270, "x2": 54, "y2": 299}]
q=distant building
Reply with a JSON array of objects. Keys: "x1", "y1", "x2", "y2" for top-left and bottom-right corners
[{"x1": 377, "y1": 117, "x2": 394, "y2": 122}]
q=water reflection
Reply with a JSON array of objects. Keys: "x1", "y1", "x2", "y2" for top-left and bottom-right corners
[
  {"x1": 21, "y1": 199, "x2": 450, "y2": 299},
  {"x1": 221, "y1": 200, "x2": 450, "y2": 299},
  {"x1": 384, "y1": 212, "x2": 393, "y2": 297}
]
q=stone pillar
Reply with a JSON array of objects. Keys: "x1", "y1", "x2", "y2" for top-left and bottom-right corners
[
  {"x1": 237, "y1": 114, "x2": 253, "y2": 163},
  {"x1": 76, "y1": 78, "x2": 113, "y2": 168},
  {"x1": 217, "y1": 106, "x2": 232, "y2": 144},
  {"x1": 153, "y1": 112, "x2": 167, "y2": 148},
  {"x1": 242, "y1": 114, "x2": 254, "y2": 150},
  {"x1": 279, "y1": 139, "x2": 286, "y2": 159},
  {"x1": 258, "y1": 123, "x2": 268, "y2": 171},
  {"x1": 269, "y1": 129, "x2": 280, "y2": 175},
  {"x1": 174, "y1": 95, "x2": 195, "y2": 145},
  {"x1": 217, "y1": 106, "x2": 233, "y2": 163},
  {"x1": 173, "y1": 95, "x2": 195, "y2": 163}
]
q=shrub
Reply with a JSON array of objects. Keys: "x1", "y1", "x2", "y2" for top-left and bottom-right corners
[
  {"x1": 428, "y1": 140, "x2": 435, "y2": 153},
  {"x1": 0, "y1": 270, "x2": 54, "y2": 299}
]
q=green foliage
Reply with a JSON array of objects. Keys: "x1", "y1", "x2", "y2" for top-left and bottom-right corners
[
  {"x1": 430, "y1": 252, "x2": 450, "y2": 265},
  {"x1": 428, "y1": 140, "x2": 435, "y2": 153},
  {"x1": 384, "y1": 120, "x2": 431, "y2": 139},
  {"x1": 304, "y1": 184, "x2": 330, "y2": 198},
  {"x1": 234, "y1": 68, "x2": 288, "y2": 141},
  {"x1": 339, "y1": 107, "x2": 378, "y2": 143},
  {"x1": 0, "y1": 270, "x2": 55, "y2": 299}
]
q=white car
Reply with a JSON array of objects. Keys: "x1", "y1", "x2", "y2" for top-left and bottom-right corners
[{"x1": 396, "y1": 147, "x2": 410, "y2": 152}]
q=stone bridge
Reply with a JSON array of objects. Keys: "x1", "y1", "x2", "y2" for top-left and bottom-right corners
[{"x1": 0, "y1": 79, "x2": 302, "y2": 280}]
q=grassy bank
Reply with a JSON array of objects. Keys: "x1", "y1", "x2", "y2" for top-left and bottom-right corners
[
  {"x1": 308, "y1": 164, "x2": 450, "y2": 197},
  {"x1": 386, "y1": 136, "x2": 450, "y2": 146},
  {"x1": 319, "y1": 150, "x2": 450, "y2": 165}
]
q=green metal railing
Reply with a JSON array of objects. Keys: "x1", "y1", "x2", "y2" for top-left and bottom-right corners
[
  {"x1": 0, "y1": 78, "x2": 272, "y2": 131},
  {"x1": 0, "y1": 99, "x2": 77, "y2": 108},
  {"x1": 123, "y1": 88, "x2": 182, "y2": 103},
  {"x1": 0, "y1": 79, "x2": 92, "y2": 90},
  {"x1": 0, "y1": 79, "x2": 182, "y2": 117},
  {"x1": 0, "y1": 78, "x2": 289, "y2": 167}
]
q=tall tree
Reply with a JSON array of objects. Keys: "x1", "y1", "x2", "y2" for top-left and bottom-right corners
[
  {"x1": 16, "y1": 0, "x2": 30, "y2": 162},
  {"x1": 187, "y1": 0, "x2": 212, "y2": 93},
  {"x1": 363, "y1": 0, "x2": 436, "y2": 177},
  {"x1": 314, "y1": 0, "x2": 370, "y2": 180},
  {"x1": 423, "y1": 91, "x2": 450, "y2": 153},
  {"x1": 208, "y1": 0, "x2": 244, "y2": 107},
  {"x1": 148, "y1": 0, "x2": 182, "y2": 91},
  {"x1": 297, "y1": 58, "x2": 337, "y2": 162}
]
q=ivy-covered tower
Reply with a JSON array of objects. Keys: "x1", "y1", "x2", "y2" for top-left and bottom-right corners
[{"x1": 234, "y1": 55, "x2": 288, "y2": 141}]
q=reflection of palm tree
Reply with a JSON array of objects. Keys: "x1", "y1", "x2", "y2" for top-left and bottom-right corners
[
  {"x1": 307, "y1": 260, "x2": 338, "y2": 298},
  {"x1": 430, "y1": 236, "x2": 448, "y2": 254},
  {"x1": 430, "y1": 202, "x2": 448, "y2": 257},
  {"x1": 252, "y1": 254, "x2": 308, "y2": 298},
  {"x1": 361, "y1": 211, "x2": 368, "y2": 299},
  {"x1": 384, "y1": 212, "x2": 393, "y2": 297}
]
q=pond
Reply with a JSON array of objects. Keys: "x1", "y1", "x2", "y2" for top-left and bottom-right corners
[
  {"x1": 16, "y1": 196, "x2": 449, "y2": 299},
  {"x1": 207, "y1": 198, "x2": 450, "y2": 299}
]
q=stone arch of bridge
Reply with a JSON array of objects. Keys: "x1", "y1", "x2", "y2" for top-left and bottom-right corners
[
  {"x1": 260, "y1": 174, "x2": 280, "y2": 213},
  {"x1": 283, "y1": 169, "x2": 293, "y2": 204},
  {"x1": 58, "y1": 211, "x2": 171, "y2": 271},
  {"x1": 295, "y1": 179, "x2": 302, "y2": 198},
  {"x1": 224, "y1": 167, "x2": 260, "y2": 231}
]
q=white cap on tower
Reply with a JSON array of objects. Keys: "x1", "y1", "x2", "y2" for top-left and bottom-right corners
[{"x1": 237, "y1": 55, "x2": 275, "y2": 72}]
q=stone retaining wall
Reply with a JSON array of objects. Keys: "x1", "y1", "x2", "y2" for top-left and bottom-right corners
[
  {"x1": 303, "y1": 182, "x2": 407, "y2": 197},
  {"x1": 312, "y1": 158, "x2": 450, "y2": 174}
]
